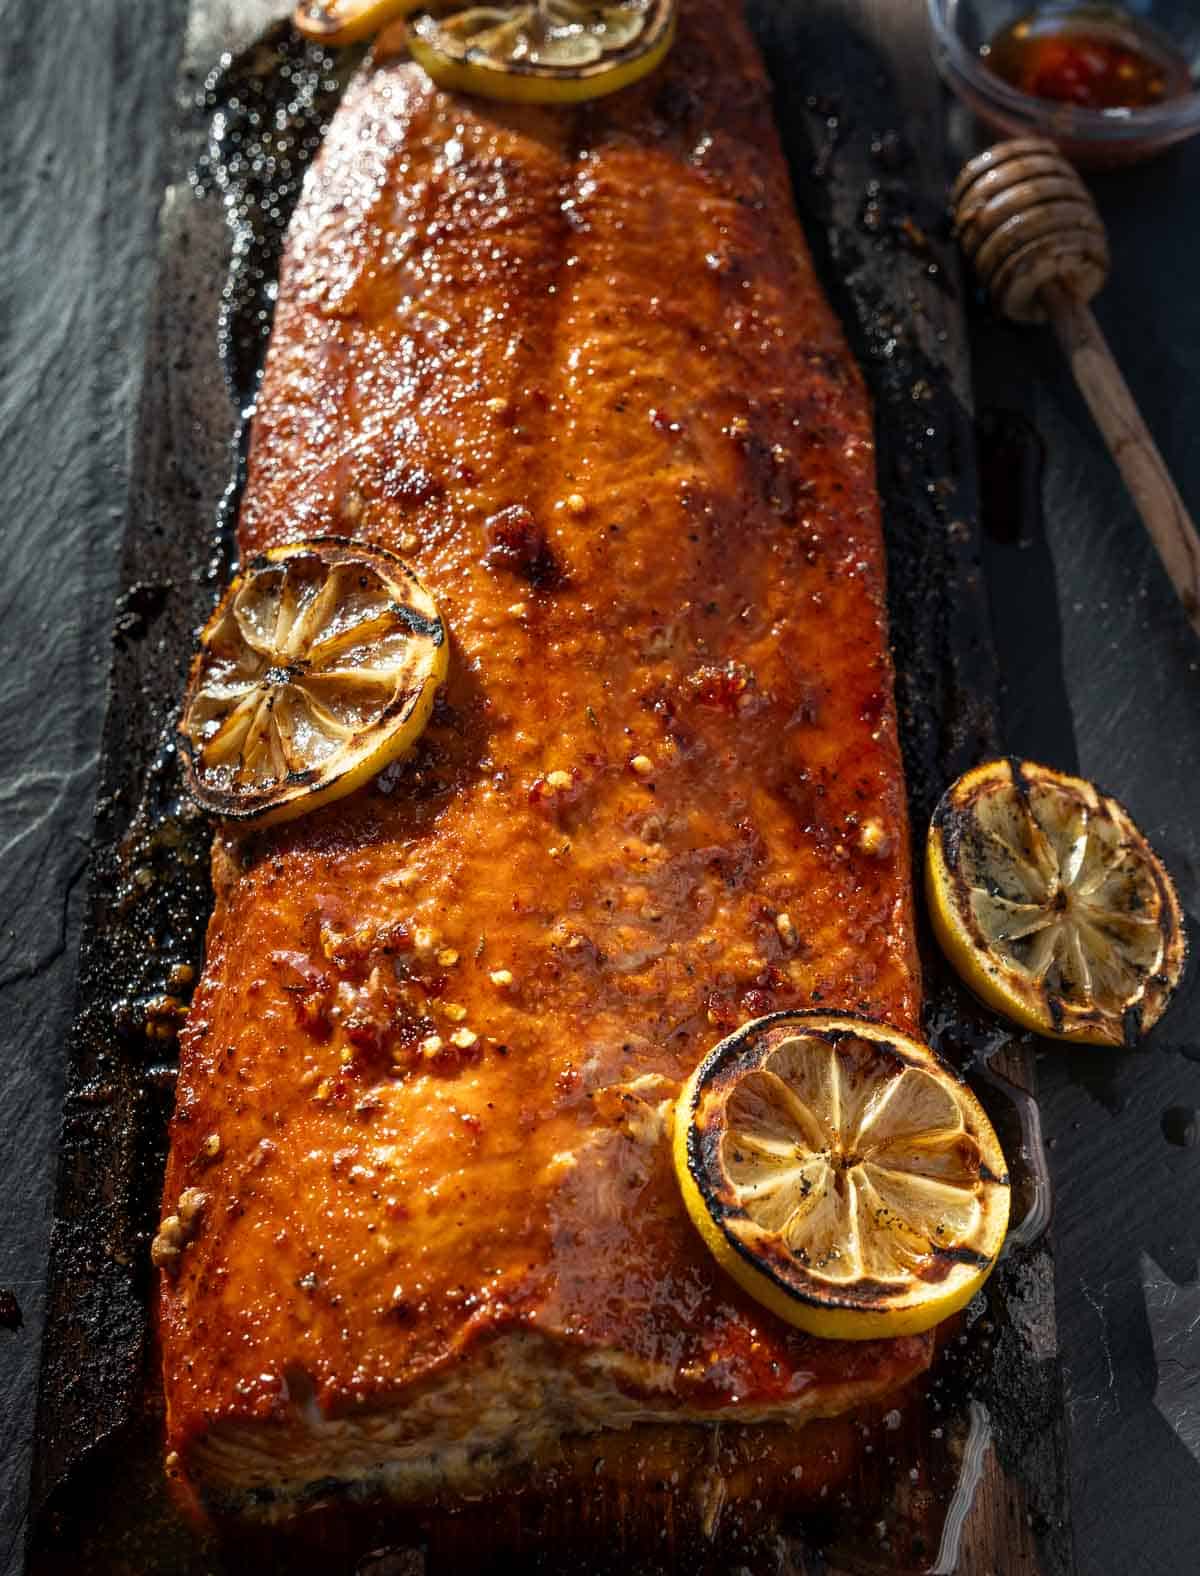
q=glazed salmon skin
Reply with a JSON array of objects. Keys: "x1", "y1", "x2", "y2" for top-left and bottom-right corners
[{"x1": 158, "y1": 0, "x2": 929, "y2": 1524}]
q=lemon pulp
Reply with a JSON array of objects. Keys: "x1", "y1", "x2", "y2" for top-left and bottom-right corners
[
  {"x1": 926, "y1": 758, "x2": 1186, "y2": 1046},
  {"x1": 674, "y1": 1012, "x2": 1010, "y2": 1341},
  {"x1": 180, "y1": 538, "x2": 447, "y2": 827},
  {"x1": 408, "y1": 0, "x2": 676, "y2": 104}
]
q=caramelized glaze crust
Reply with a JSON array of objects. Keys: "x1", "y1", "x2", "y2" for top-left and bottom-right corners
[{"x1": 160, "y1": 0, "x2": 929, "y2": 1517}]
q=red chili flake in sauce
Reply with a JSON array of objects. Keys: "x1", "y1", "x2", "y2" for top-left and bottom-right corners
[
  {"x1": 687, "y1": 660, "x2": 756, "y2": 713},
  {"x1": 705, "y1": 992, "x2": 739, "y2": 1032},
  {"x1": 983, "y1": 6, "x2": 1191, "y2": 110}
]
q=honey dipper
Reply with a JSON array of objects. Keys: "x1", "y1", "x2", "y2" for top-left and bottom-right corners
[{"x1": 952, "y1": 137, "x2": 1200, "y2": 636}]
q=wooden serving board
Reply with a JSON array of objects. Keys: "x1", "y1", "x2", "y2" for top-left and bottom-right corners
[{"x1": 26, "y1": 2, "x2": 1071, "y2": 1571}]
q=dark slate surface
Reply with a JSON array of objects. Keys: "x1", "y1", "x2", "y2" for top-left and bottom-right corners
[
  {"x1": 1, "y1": 3, "x2": 1197, "y2": 1573},
  {"x1": 0, "y1": 2, "x2": 188, "y2": 1570},
  {"x1": 967, "y1": 142, "x2": 1200, "y2": 1566}
]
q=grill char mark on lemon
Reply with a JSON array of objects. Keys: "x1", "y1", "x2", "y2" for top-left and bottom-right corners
[
  {"x1": 690, "y1": 1026, "x2": 990, "y2": 1302},
  {"x1": 676, "y1": 1012, "x2": 1011, "y2": 1338},
  {"x1": 933, "y1": 758, "x2": 1086, "y2": 1033},
  {"x1": 928, "y1": 757, "x2": 1186, "y2": 1046},
  {"x1": 179, "y1": 538, "x2": 447, "y2": 826},
  {"x1": 407, "y1": 0, "x2": 677, "y2": 104}
]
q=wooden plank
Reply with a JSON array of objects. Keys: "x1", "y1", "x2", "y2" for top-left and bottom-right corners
[
  {"x1": 746, "y1": 3, "x2": 1071, "y2": 1569},
  {"x1": 27, "y1": 3, "x2": 1071, "y2": 1571}
]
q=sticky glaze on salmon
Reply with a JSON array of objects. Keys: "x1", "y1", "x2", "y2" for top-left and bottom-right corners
[{"x1": 159, "y1": 0, "x2": 930, "y2": 1522}]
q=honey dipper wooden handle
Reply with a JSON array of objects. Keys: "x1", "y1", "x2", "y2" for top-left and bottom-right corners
[
  {"x1": 1039, "y1": 279, "x2": 1200, "y2": 636},
  {"x1": 953, "y1": 139, "x2": 1200, "y2": 637}
]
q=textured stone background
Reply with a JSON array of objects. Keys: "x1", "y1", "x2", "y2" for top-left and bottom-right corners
[
  {"x1": 0, "y1": 2, "x2": 189, "y2": 1569},
  {"x1": 1, "y1": 3, "x2": 1198, "y2": 1573}
]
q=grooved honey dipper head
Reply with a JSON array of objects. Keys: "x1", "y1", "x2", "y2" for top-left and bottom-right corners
[{"x1": 952, "y1": 138, "x2": 1110, "y2": 323}]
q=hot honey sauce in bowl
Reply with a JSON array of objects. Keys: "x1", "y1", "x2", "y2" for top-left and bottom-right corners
[
  {"x1": 984, "y1": 5, "x2": 1191, "y2": 110},
  {"x1": 930, "y1": 0, "x2": 1200, "y2": 165}
]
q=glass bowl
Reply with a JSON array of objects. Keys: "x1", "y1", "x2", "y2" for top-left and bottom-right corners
[{"x1": 928, "y1": 0, "x2": 1200, "y2": 165}]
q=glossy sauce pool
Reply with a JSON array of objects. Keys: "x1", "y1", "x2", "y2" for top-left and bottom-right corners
[{"x1": 983, "y1": 4, "x2": 1192, "y2": 110}]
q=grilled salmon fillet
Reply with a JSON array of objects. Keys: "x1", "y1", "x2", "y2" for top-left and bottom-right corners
[{"x1": 159, "y1": 0, "x2": 931, "y2": 1524}]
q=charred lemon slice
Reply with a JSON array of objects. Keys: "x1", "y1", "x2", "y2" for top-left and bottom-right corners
[
  {"x1": 293, "y1": 0, "x2": 422, "y2": 47},
  {"x1": 674, "y1": 1012, "x2": 1010, "y2": 1341},
  {"x1": 408, "y1": 0, "x2": 676, "y2": 104},
  {"x1": 180, "y1": 538, "x2": 447, "y2": 827},
  {"x1": 927, "y1": 759, "x2": 1186, "y2": 1047}
]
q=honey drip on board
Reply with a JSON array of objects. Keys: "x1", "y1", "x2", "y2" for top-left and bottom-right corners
[{"x1": 983, "y1": 4, "x2": 1192, "y2": 110}]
